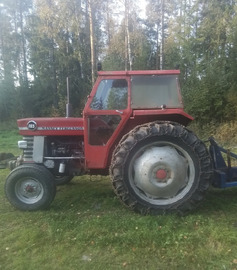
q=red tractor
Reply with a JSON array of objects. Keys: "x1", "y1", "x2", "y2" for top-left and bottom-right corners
[{"x1": 4, "y1": 70, "x2": 213, "y2": 214}]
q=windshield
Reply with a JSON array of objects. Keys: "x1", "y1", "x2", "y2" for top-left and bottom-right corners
[
  {"x1": 90, "y1": 79, "x2": 128, "y2": 110},
  {"x1": 131, "y1": 75, "x2": 182, "y2": 109}
]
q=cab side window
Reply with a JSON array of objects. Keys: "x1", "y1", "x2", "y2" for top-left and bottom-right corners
[{"x1": 90, "y1": 79, "x2": 128, "y2": 110}]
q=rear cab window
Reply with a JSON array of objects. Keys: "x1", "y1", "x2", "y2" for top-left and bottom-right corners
[{"x1": 131, "y1": 75, "x2": 182, "y2": 109}]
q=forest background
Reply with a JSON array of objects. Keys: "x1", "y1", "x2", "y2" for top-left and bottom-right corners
[{"x1": 0, "y1": 0, "x2": 237, "y2": 127}]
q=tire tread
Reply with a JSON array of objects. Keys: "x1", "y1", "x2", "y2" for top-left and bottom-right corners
[{"x1": 110, "y1": 121, "x2": 212, "y2": 215}]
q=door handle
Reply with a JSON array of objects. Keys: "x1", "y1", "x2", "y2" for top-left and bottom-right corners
[{"x1": 116, "y1": 110, "x2": 123, "y2": 114}]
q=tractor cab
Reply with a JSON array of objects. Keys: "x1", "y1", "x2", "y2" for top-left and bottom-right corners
[{"x1": 83, "y1": 70, "x2": 193, "y2": 170}]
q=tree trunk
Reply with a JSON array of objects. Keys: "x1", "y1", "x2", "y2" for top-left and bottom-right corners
[
  {"x1": 156, "y1": 23, "x2": 159, "y2": 70},
  {"x1": 19, "y1": 1, "x2": 28, "y2": 88},
  {"x1": 160, "y1": 0, "x2": 164, "y2": 70},
  {"x1": 125, "y1": 0, "x2": 132, "y2": 70},
  {"x1": 88, "y1": 0, "x2": 96, "y2": 84}
]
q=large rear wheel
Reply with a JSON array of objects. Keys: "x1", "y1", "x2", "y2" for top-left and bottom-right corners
[
  {"x1": 110, "y1": 122, "x2": 212, "y2": 215},
  {"x1": 5, "y1": 165, "x2": 56, "y2": 211}
]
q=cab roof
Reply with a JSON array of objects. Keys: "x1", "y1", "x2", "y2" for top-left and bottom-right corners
[{"x1": 97, "y1": 70, "x2": 180, "y2": 76}]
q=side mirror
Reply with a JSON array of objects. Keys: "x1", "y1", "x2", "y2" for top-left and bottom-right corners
[{"x1": 97, "y1": 62, "x2": 102, "y2": 71}]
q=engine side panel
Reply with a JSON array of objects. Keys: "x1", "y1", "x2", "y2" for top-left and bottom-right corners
[{"x1": 17, "y1": 117, "x2": 84, "y2": 136}]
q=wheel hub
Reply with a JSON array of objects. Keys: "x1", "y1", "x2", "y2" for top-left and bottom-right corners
[
  {"x1": 25, "y1": 184, "x2": 36, "y2": 193},
  {"x1": 133, "y1": 146, "x2": 189, "y2": 199},
  {"x1": 156, "y1": 169, "x2": 168, "y2": 182},
  {"x1": 15, "y1": 178, "x2": 44, "y2": 203}
]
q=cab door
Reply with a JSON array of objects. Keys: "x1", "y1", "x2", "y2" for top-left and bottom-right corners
[{"x1": 83, "y1": 76, "x2": 131, "y2": 169}]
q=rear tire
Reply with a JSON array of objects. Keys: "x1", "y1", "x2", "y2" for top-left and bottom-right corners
[
  {"x1": 110, "y1": 122, "x2": 212, "y2": 215},
  {"x1": 5, "y1": 165, "x2": 56, "y2": 211}
]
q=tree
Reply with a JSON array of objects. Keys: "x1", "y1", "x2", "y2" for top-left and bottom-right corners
[
  {"x1": 0, "y1": 1, "x2": 16, "y2": 120},
  {"x1": 145, "y1": 0, "x2": 175, "y2": 69},
  {"x1": 88, "y1": 0, "x2": 96, "y2": 84},
  {"x1": 0, "y1": 0, "x2": 237, "y2": 125},
  {"x1": 103, "y1": 1, "x2": 151, "y2": 71}
]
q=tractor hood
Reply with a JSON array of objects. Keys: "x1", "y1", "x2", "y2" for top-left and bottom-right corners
[{"x1": 17, "y1": 117, "x2": 84, "y2": 136}]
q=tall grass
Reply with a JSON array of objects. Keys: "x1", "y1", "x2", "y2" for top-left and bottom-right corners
[{"x1": 190, "y1": 121, "x2": 237, "y2": 147}]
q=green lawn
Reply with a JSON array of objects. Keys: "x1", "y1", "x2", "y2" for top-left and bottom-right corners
[
  {"x1": 1, "y1": 130, "x2": 237, "y2": 269},
  {"x1": 0, "y1": 129, "x2": 21, "y2": 156}
]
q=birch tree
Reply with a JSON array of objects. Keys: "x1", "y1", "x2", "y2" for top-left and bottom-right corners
[{"x1": 88, "y1": 0, "x2": 96, "y2": 84}]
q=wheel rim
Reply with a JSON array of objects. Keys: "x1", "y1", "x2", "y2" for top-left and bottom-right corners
[
  {"x1": 15, "y1": 177, "x2": 44, "y2": 204},
  {"x1": 128, "y1": 141, "x2": 196, "y2": 206}
]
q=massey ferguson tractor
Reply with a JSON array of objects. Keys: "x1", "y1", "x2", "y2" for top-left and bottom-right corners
[{"x1": 4, "y1": 69, "x2": 237, "y2": 215}]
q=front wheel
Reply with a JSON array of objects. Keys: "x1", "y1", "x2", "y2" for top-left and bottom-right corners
[
  {"x1": 55, "y1": 175, "x2": 73, "y2": 185},
  {"x1": 110, "y1": 122, "x2": 212, "y2": 215},
  {"x1": 5, "y1": 165, "x2": 56, "y2": 211}
]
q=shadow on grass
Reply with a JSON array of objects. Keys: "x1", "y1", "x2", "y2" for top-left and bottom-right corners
[
  {"x1": 51, "y1": 176, "x2": 121, "y2": 213},
  {"x1": 50, "y1": 175, "x2": 237, "y2": 218}
]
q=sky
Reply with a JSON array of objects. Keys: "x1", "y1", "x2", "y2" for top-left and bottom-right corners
[
  {"x1": 137, "y1": 0, "x2": 147, "y2": 19},
  {"x1": 113, "y1": 0, "x2": 147, "y2": 25}
]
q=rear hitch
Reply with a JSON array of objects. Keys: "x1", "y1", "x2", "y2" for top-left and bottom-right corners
[{"x1": 208, "y1": 137, "x2": 237, "y2": 188}]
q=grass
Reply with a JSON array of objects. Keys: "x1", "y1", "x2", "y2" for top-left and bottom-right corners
[
  {"x1": 1, "y1": 125, "x2": 237, "y2": 269},
  {"x1": 2, "y1": 173, "x2": 237, "y2": 270},
  {"x1": 0, "y1": 129, "x2": 21, "y2": 156}
]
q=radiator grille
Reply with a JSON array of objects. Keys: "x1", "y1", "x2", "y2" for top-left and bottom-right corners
[{"x1": 22, "y1": 136, "x2": 34, "y2": 161}]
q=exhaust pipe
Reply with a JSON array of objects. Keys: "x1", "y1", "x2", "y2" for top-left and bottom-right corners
[{"x1": 66, "y1": 77, "x2": 72, "y2": 117}]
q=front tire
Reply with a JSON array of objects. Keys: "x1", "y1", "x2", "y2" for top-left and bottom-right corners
[
  {"x1": 55, "y1": 175, "x2": 73, "y2": 185},
  {"x1": 5, "y1": 165, "x2": 56, "y2": 211},
  {"x1": 110, "y1": 122, "x2": 212, "y2": 215}
]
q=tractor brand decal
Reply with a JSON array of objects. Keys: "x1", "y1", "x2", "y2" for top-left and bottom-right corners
[
  {"x1": 38, "y1": 127, "x2": 84, "y2": 131},
  {"x1": 27, "y1": 120, "x2": 37, "y2": 131},
  {"x1": 19, "y1": 126, "x2": 84, "y2": 131}
]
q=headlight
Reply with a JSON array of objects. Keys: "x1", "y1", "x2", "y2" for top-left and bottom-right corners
[{"x1": 18, "y1": 140, "x2": 28, "y2": 149}]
